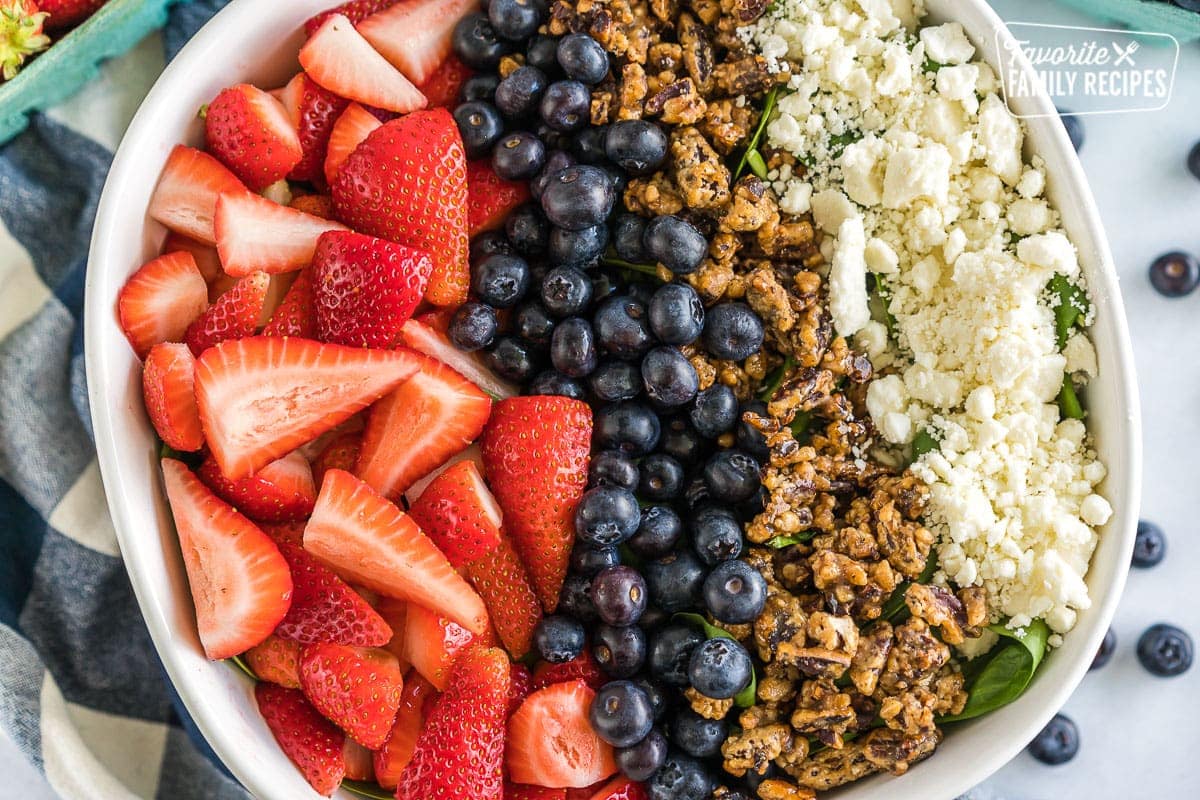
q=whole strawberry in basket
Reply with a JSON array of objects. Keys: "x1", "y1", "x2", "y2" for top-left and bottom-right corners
[
  {"x1": 39, "y1": 0, "x2": 105, "y2": 30},
  {"x1": 0, "y1": 0, "x2": 49, "y2": 80}
]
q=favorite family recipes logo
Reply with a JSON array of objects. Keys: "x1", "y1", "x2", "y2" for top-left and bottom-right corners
[{"x1": 996, "y1": 23, "x2": 1179, "y2": 117}]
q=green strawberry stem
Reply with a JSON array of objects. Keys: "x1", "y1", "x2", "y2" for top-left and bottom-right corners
[{"x1": 0, "y1": 4, "x2": 49, "y2": 81}]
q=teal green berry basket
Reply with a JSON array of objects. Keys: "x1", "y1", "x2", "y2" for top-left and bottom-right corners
[
  {"x1": 1054, "y1": 0, "x2": 1200, "y2": 43},
  {"x1": 0, "y1": 0, "x2": 189, "y2": 144}
]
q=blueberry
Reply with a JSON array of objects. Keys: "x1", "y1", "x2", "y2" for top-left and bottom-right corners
[
  {"x1": 589, "y1": 360, "x2": 643, "y2": 403},
  {"x1": 642, "y1": 347, "x2": 699, "y2": 408},
  {"x1": 1137, "y1": 623, "x2": 1193, "y2": 677},
  {"x1": 539, "y1": 80, "x2": 591, "y2": 133},
  {"x1": 534, "y1": 614, "x2": 586, "y2": 663},
  {"x1": 683, "y1": 476, "x2": 710, "y2": 512},
  {"x1": 484, "y1": 336, "x2": 541, "y2": 382},
  {"x1": 535, "y1": 122, "x2": 571, "y2": 153},
  {"x1": 643, "y1": 215, "x2": 707, "y2": 275},
  {"x1": 540, "y1": 266, "x2": 594, "y2": 317},
  {"x1": 1132, "y1": 519, "x2": 1166, "y2": 568},
  {"x1": 550, "y1": 318, "x2": 597, "y2": 378},
  {"x1": 448, "y1": 301, "x2": 498, "y2": 351},
  {"x1": 1027, "y1": 713, "x2": 1079, "y2": 765},
  {"x1": 702, "y1": 449, "x2": 761, "y2": 504},
  {"x1": 1090, "y1": 627, "x2": 1116, "y2": 671},
  {"x1": 493, "y1": 131, "x2": 547, "y2": 181},
  {"x1": 505, "y1": 203, "x2": 550, "y2": 256},
  {"x1": 616, "y1": 727, "x2": 668, "y2": 781},
  {"x1": 646, "y1": 752, "x2": 714, "y2": 800},
  {"x1": 605, "y1": 119, "x2": 669, "y2": 176},
  {"x1": 1056, "y1": 108, "x2": 1084, "y2": 152},
  {"x1": 527, "y1": 370, "x2": 587, "y2": 400},
  {"x1": 632, "y1": 677, "x2": 671, "y2": 722},
  {"x1": 628, "y1": 505, "x2": 684, "y2": 560},
  {"x1": 638, "y1": 453, "x2": 685, "y2": 501},
  {"x1": 488, "y1": 0, "x2": 541, "y2": 41},
  {"x1": 591, "y1": 271, "x2": 621, "y2": 304},
  {"x1": 593, "y1": 295, "x2": 654, "y2": 359},
  {"x1": 472, "y1": 253, "x2": 530, "y2": 308},
  {"x1": 460, "y1": 73, "x2": 501, "y2": 103},
  {"x1": 591, "y1": 565, "x2": 648, "y2": 626},
  {"x1": 571, "y1": 125, "x2": 610, "y2": 164},
  {"x1": 599, "y1": 164, "x2": 628, "y2": 195},
  {"x1": 647, "y1": 623, "x2": 706, "y2": 686},
  {"x1": 452, "y1": 13, "x2": 512, "y2": 71},
  {"x1": 703, "y1": 302, "x2": 764, "y2": 361},
  {"x1": 689, "y1": 384, "x2": 738, "y2": 438},
  {"x1": 648, "y1": 282, "x2": 704, "y2": 345},
  {"x1": 1148, "y1": 251, "x2": 1199, "y2": 298},
  {"x1": 513, "y1": 301, "x2": 556, "y2": 347},
  {"x1": 703, "y1": 559, "x2": 767, "y2": 624},
  {"x1": 526, "y1": 33, "x2": 562, "y2": 74},
  {"x1": 453, "y1": 101, "x2": 505, "y2": 159},
  {"x1": 557, "y1": 33, "x2": 609, "y2": 85},
  {"x1": 571, "y1": 544, "x2": 621, "y2": 577},
  {"x1": 540, "y1": 165, "x2": 617, "y2": 230},
  {"x1": 638, "y1": 605, "x2": 670, "y2": 631},
  {"x1": 532, "y1": 150, "x2": 577, "y2": 201},
  {"x1": 644, "y1": 549, "x2": 706, "y2": 613},
  {"x1": 593, "y1": 624, "x2": 647, "y2": 678},
  {"x1": 559, "y1": 573, "x2": 598, "y2": 622},
  {"x1": 659, "y1": 416, "x2": 708, "y2": 464},
  {"x1": 588, "y1": 450, "x2": 640, "y2": 491},
  {"x1": 575, "y1": 485, "x2": 642, "y2": 546},
  {"x1": 691, "y1": 506, "x2": 743, "y2": 565},
  {"x1": 594, "y1": 401, "x2": 661, "y2": 456},
  {"x1": 1188, "y1": 140, "x2": 1200, "y2": 182},
  {"x1": 494, "y1": 66, "x2": 548, "y2": 120},
  {"x1": 589, "y1": 681, "x2": 654, "y2": 747},
  {"x1": 735, "y1": 400, "x2": 771, "y2": 461},
  {"x1": 470, "y1": 230, "x2": 512, "y2": 263},
  {"x1": 612, "y1": 213, "x2": 648, "y2": 262},
  {"x1": 688, "y1": 637, "x2": 752, "y2": 699},
  {"x1": 669, "y1": 708, "x2": 728, "y2": 758},
  {"x1": 548, "y1": 225, "x2": 609, "y2": 269}
]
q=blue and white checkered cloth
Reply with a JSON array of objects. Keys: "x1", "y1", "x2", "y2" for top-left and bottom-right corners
[{"x1": 0, "y1": 2, "x2": 254, "y2": 797}]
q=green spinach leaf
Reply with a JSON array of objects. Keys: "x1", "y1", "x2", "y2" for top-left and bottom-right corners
[
  {"x1": 675, "y1": 613, "x2": 757, "y2": 707},
  {"x1": 759, "y1": 355, "x2": 794, "y2": 401},
  {"x1": 747, "y1": 150, "x2": 768, "y2": 179},
  {"x1": 1058, "y1": 374, "x2": 1084, "y2": 420},
  {"x1": 867, "y1": 275, "x2": 897, "y2": 337},
  {"x1": 877, "y1": 549, "x2": 937, "y2": 624},
  {"x1": 1047, "y1": 274, "x2": 1089, "y2": 349},
  {"x1": 828, "y1": 130, "x2": 863, "y2": 159},
  {"x1": 938, "y1": 619, "x2": 1050, "y2": 723},
  {"x1": 790, "y1": 410, "x2": 813, "y2": 438},
  {"x1": 911, "y1": 428, "x2": 939, "y2": 460},
  {"x1": 735, "y1": 86, "x2": 780, "y2": 180},
  {"x1": 766, "y1": 531, "x2": 816, "y2": 548},
  {"x1": 342, "y1": 780, "x2": 394, "y2": 799}
]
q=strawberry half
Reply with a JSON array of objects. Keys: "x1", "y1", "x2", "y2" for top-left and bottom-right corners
[
  {"x1": 160, "y1": 458, "x2": 292, "y2": 660},
  {"x1": 197, "y1": 450, "x2": 316, "y2": 522},
  {"x1": 531, "y1": 650, "x2": 606, "y2": 692},
  {"x1": 342, "y1": 738, "x2": 374, "y2": 782},
  {"x1": 299, "y1": 14, "x2": 426, "y2": 114},
  {"x1": 162, "y1": 232, "x2": 223, "y2": 283},
  {"x1": 274, "y1": 542, "x2": 392, "y2": 646},
  {"x1": 299, "y1": 642, "x2": 404, "y2": 749},
  {"x1": 311, "y1": 230, "x2": 432, "y2": 348},
  {"x1": 255, "y1": 683, "x2": 345, "y2": 796},
  {"x1": 331, "y1": 108, "x2": 468, "y2": 307},
  {"x1": 375, "y1": 596, "x2": 410, "y2": 669},
  {"x1": 310, "y1": 431, "x2": 361, "y2": 488},
  {"x1": 403, "y1": 443, "x2": 482, "y2": 506},
  {"x1": 204, "y1": 84, "x2": 302, "y2": 191},
  {"x1": 374, "y1": 671, "x2": 436, "y2": 790},
  {"x1": 259, "y1": 519, "x2": 308, "y2": 547},
  {"x1": 586, "y1": 778, "x2": 648, "y2": 800},
  {"x1": 467, "y1": 159, "x2": 531, "y2": 236},
  {"x1": 214, "y1": 191, "x2": 348, "y2": 276},
  {"x1": 481, "y1": 396, "x2": 593, "y2": 612},
  {"x1": 507, "y1": 681, "x2": 617, "y2": 789},
  {"x1": 406, "y1": 460, "x2": 502, "y2": 568},
  {"x1": 142, "y1": 342, "x2": 203, "y2": 451},
  {"x1": 262, "y1": 268, "x2": 317, "y2": 338},
  {"x1": 465, "y1": 533, "x2": 541, "y2": 660},
  {"x1": 358, "y1": 0, "x2": 478, "y2": 85},
  {"x1": 509, "y1": 662, "x2": 533, "y2": 715},
  {"x1": 356, "y1": 352, "x2": 492, "y2": 501},
  {"x1": 403, "y1": 602, "x2": 494, "y2": 690},
  {"x1": 245, "y1": 634, "x2": 303, "y2": 688},
  {"x1": 418, "y1": 55, "x2": 473, "y2": 108},
  {"x1": 303, "y1": 469, "x2": 489, "y2": 635},
  {"x1": 399, "y1": 317, "x2": 518, "y2": 398},
  {"x1": 507, "y1": 784, "x2": 568, "y2": 800},
  {"x1": 289, "y1": 193, "x2": 336, "y2": 219},
  {"x1": 279, "y1": 73, "x2": 350, "y2": 184},
  {"x1": 396, "y1": 646, "x2": 510, "y2": 800},
  {"x1": 148, "y1": 145, "x2": 247, "y2": 244},
  {"x1": 117, "y1": 250, "x2": 209, "y2": 358},
  {"x1": 323, "y1": 102, "x2": 382, "y2": 186},
  {"x1": 304, "y1": 0, "x2": 399, "y2": 34},
  {"x1": 183, "y1": 270, "x2": 268, "y2": 355},
  {"x1": 194, "y1": 337, "x2": 419, "y2": 479}
]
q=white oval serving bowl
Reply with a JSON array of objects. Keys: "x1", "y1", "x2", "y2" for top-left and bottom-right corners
[{"x1": 85, "y1": 0, "x2": 1142, "y2": 797}]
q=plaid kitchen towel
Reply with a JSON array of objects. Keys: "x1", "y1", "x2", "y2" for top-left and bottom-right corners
[{"x1": 0, "y1": 3, "x2": 252, "y2": 798}]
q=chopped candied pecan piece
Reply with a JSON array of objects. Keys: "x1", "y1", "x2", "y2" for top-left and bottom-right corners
[
  {"x1": 669, "y1": 125, "x2": 730, "y2": 209},
  {"x1": 721, "y1": 722, "x2": 794, "y2": 778},
  {"x1": 789, "y1": 679, "x2": 855, "y2": 747},
  {"x1": 720, "y1": 0, "x2": 770, "y2": 24},
  {"x1": 878, "y1": 618, "x2": 950, "y2": 694},
  {"x1": 776, "y1": 611, "x2": 860, "y2": 679},
  {"x1": 712, "y1": 55, "x2": 778, "y2": 97},
  {"x1": 677, "y1": 12, "x2": 715, "y2": 92},
  {"x1": 757, "y1": 779, "x2": 817, "y2": 800},
  {"x1": 785, "y1": 737, "x2": 877, "y2": 790},
  {"x1": 702, "y1": 98, "x2": 755, "y2": 154},
  {"x1": 745, "y1": 265, "x2": 796, "y2": 334},
  {"x1": 649, "y1": 0, "x2": 675, "y2": 22},
  {"x1": 960, "y1": 586, "x2": 988, "y2": 628},
  {"x1": 646, "y1": 77, "x2": 707, "y2": 124},
  {"x1": 754, "y1": 590, "x2": 808, "y2": 662},
  {"x1": 849, "y1": 622, "x2": 894, "y2": 696},
  {"x1": 862, "y1": 727, "x2": 940, "y2": 776},
  {"x1": 647, "y1": 41, "x2": 683, "y2": 72},
  {"x1": 687, "y1": 0, "x2": 722, "y2": 25},
  {"x1": 623, "y1": 173, "x2": 685, "y2": 216},
  {"x1": 723, "y1": 176, "x2": 780, "y2": 233},
  {"x1": 616, "y1": 62, "x2": 648, "y2": 119},
  {"x1": 905, "y1": 583, "x2": 973, "y2": 645},
  {"x1": 685, "y1": 686, "x2": 734, "y2": 720}
]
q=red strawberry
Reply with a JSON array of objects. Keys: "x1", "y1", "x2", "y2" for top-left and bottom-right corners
[
  {"x1": 323, "y1": 102, "x2": 382, "y2": 186},
  {"x1": 310, "y1": 431, "x2": 361, "y2": 488},
  {"x1": 160, "y1": 458, "x2": 292, "y2": 659},
  {"x1": 197, "y1": 450, "x2": 316, "y2": 522},
  {"x1": 565, "y1": 783, "x2": 609, "y2": 800},
  {"x1": 274, "y1": 542, "x2": 393, "y2": 646},
  {"x1": 399, "y1": 317, "x2": 517, "y2": 398},
  {"x1": 183, "y1": 270, "x2": 268, "y2": 355},
  {"x1": 117, "y1": 251, "x2": 209, "y2": 358},
  {"x1": 304, "y1": 0, "x2": 398, "y2": 34},
  {"x1": 585, "y1": 777, "x2": 647, "y2": 800},
  {"x1": 39, "y1": 0, "x2": 103, "y2": 29},
  {"x1": 311, "y1": 230, "x2": 432, "y2": 348},
  {"x1": 467, "y1": 160, "x2": 531, "y2": 236},
  {"x1": 214, "y1": 191, "x2": 347, "y2": 276},
  {"x1": 194, "y1": 337, "x2": 419, "y2": 479},
  {"x1": 507, "y1": 784, "x2": 568, "y2": 800},
  {"x1": 299, "y1": 643, "x2": 404, "y2": 748},
  {"x1": 374, "y1": 671, "x2": 436, "y2": 790},
  {"x1": 396, "y1": 646, "x2": 510, "y2": 800},
  {"x1": 343, "y1": 738, "x2": 374, "y2": 781},
  {"x1": 406, "y1": 460, "x2": 502, "y2": 568},
  {"x1": 162, "y1": 232, "x2": 223, "y2": 283},
  {"x1": 403, "y1": 443, "x2": 482, "y2": 506},
  {"x1": 507, "y1": 681, "x2": 617, "y2": 789},
  {"x1": 259, "y1": 519, "x2": 308, "y2": 546},
  {"x1": 465, "y1": 533, "x2": 541, "y2": 660},
  {"x1": 262, "y1": 268, "x2": 317, "y2": 338},
  {"x1": 331, "y1": 109, "x2": 468, "y2": 307},
  {"x1": 279, "y1": 73, "x2": 350, "y2": 184},
  {"x1": 255, "y1": 683, "x2": 345, "y2": 796},
  {"x1": 204, "y1": 84, "x2": 302, "y2": 191},
  {"x1": 289, "y1": 193, "x2": 336, "y2": 219},
  {"x1": 303, "y1": 469, "x2": 489, "y2": 635},
  {"x1": 0, "y1": 0, "x2": 49, "y2": 80},
  {"x1": 142, "y1": 342, "x2": 203, "y2": 451},
  {"x1": 245, "y1": 634, "x2": 303, "y2": 688},
  {"x1": 415, "y1": 308, "x2": 453, "y2": 334},
  {"x1": 481, "y1": 397, "x2": 593, "y2": 611},
  {"x1": 375, "y1": 596, "x2": 410, "y2": 669},
  {"x1": 508, "y1": 662, "x2": 532, "y2": 716},
  {"x1": 417, "y1": 55, "x2": 472, "y2": 108},
  {"x1": 358, "y1": 0, "x2": 477, "y2": 85},
  {"x1": 403, "y1": 602, "x2": 495, "y2": 690},
  {"x1": 299, "y1": 14, "x2": 426, "y2": 114},
  {"x1": 148, "y1": 145, "x2": 247, "y2": 244},
  {"x1": 531, "y1": 650, "x2": 606, "y2": 692}
]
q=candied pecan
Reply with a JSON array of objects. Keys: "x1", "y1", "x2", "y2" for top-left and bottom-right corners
[
  {"x1": 616, "y1": 62, "x2": 648, "y2": 119},
  {"x1": 720, "y1": 0, "x2": 769, "y2": 24},
  {"x1": 754, "y1": 590, "x2": 807, "y2": 663},
  {"x1": 677, "y1": 12, "x2": 715, "y2": 91},
  {"x1": 930, "y1": 670, "x2": 968, "y2": 717},
  {"x1": 785, "y1": 737, "x2": 877, "y2": 790},
  {"x1": 878, "y1": 619, "x2": 950, "y2": 694},
  {"x1": 776, "y1": 611, "x2": 860, "y2": 679},
  {"x1": 685, "y1": 686, "x2": 734, "y2": 720},
  {"x1": 646, "y1": 77, "x2": 707, "y2": 124},
  {"x1": 687, "y1": 0, "x2": 722, "y2": 24},
  {"x1": 649, "y1": 0, "x2": 675, "y2": 23},
  {"x1": 712, "y1": 55, "x2": 778, "y2": 97},
  {"x1": 789, "y1": 679, "x2": 854, "y2": 747},
  {"x1": 960, "y1": 586, "x2": 989, "y2": 629},
  {"x1": 623, "y1": 173, "x2": 684, "y2": 215},
  {"x1": 723, "y1": 176, "x2": 780, "y2": 233},
  {"x1": 668, "y1": 126, "x2": 729, "y2": 208},
  {"x1": 745, "y1": 265, "x2": 797, "y2": 334},
  {"x1": 757, "y1": 779, "x2": 817, "y2": 800},
  {"x1": 591, "y1": 92, "x2": 614, "y2": 125},
  {"x1": 647, "y1": 41, "x2": 683, "y2": 72},
  {"x1": 861, "y1": 727, "x2": 939, "y2": 776},
  {"x1": 498, "y1": 54, "x2": 523, "y2": 77},
  {"x1": 905, "y1": 583, "x2": 972, "y2": 645},
  {"x1": 877, "y1": 687, "x2": 937, "y2": 736},
  {"x1": 702, "y1": 98, "x2": 755, "y2": 154},
  {"x1": 721, "y1": 722, "x2": 793, "y2": 778}
]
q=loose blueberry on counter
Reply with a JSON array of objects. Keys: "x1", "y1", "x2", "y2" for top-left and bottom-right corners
[
  {"x1": 540, "y1": 164, "x2": 617, "y2": 230},
  {"x1": 591, "y1": 565, "x2": 648, "y2": 626},
  {"x1": 703, "y1": 302, "x2": 765, "y2": 361},
  {"x1": 452, "y1": 13, "x2": 512, "y2": 70},
  {"x1": 593, "y1": 623, "x2": 647, "y2": 678},
  {"x1": 559, "y1": 573, "x2": 599, "y2": 622},
  {"x1": 542, "y1": 266, "x2": 594, "y2": 318},
  {"x1": 493, "y1": 131, "x2": 547, "y2": 181},
  {"x1": 612, "y1": 213, "x2": 648, "y2": 262},
  {"x1": 532, "y1": 149, "x2": 576, "y2": 200},
  {"x1": 589, "y1": 681, "x2": 654, "y2": 748},
  {"x1": 735, "y1": 400, "x2": 771, "y2": 461},
  {"x1": 659, "y1": 416, "x2": 708, "y2": 464},
  {"x1": 638, "y1": 453, "x2": 685, "y2": 501},
  {"x1": 505, "y1": 203, "x2": 550, "y2": 256},
  {"x1": 471, "y1": 253, "x2": 530, "y2": 307},
  {"x1": 1027, "y1": 713, "x2": 1079, "y2": 765},
  {"x1": 648, "y1": 282, "x2": 704, "y2": 345},
  {"x1": 590, "y1": 359, "x2": 643, "y2": 403},
  {"x1": 642, "y1": 346, "x2": 700, "y2": 407},
  {"x1": 688, "y1": 637, "x2": 753, "y2": 699},
  {"x1": 669, "y1": 708, "x2": 728, "y2": 759},
  {"x1": 571, "y1": 544, "x2": 621, "y2": 578},
  {"x1": 703, "y1": 448, "x2": 762, "y2": 504},
  {"x1": 605, "y1": 119, "x2": 669, "y2": 176},
  {"x1": 616, "y1": 727, "x2": 668, "y2": 781},
  {"x1": 526, "y1": 33, "x2": 561, "y2": 74},
  {"x1": 448, "y1": 302, "x2": 499, "y2": 351},
  {"x1": 575, "y1": 485, "x2": 642, "y2": 546},
  {"x1": 1090, "y1": 627, "x2": 1116, "y2": 671},
  {"x1": 642, "y1": 215, "x2": 707, "y2": 274},
  {"x1": 588, "y1": 449, "x2": 640, "y2": 491},
  {"x1": 494, "y1": 65, "x2": 548, "y2": 120},
  {"x1": 526, "y1": 370, "x2": 587, "y2": 400},
  {"x1": 557, "y1": 32, "x2": 609, "y2": 85},
  {"x1": 453, "y1": 101, "x2": 505, "y2": 159},
  {"x1": 690, "y1": 506, "x2": 743, "y2": 565},
  {"x1": 1132, "y1": 519, "x2": 1166, "y2": 568},
  {"x1": 484, "y1": 336, "x2": 541, "y2": 382},
  {"x1": 646, "y1": 752, "x2": 715, "y2": 800},
  {"x1": 534, "y1": 614, "x2": 586, "y2": 663},
  {"x1": 594, "y1": 401, "x2": 661, "y2": 456},
  {"x1": 648, "y1": 622, "x2": 706, "y2": 687},
  {"x1": 513, "y1": 301, "x2": 555, "y2": 347},
  {"x1": 571, "y1": 124, "x2": 610, "y2": 164},
  {"x1": 1137, "y1": 623, "x2": 1193, "y2": 677},
  {"x1": 689, "y1": 384, "x2": 738, "y2": 438},
  {"x1": 548, "y1": 224, "x2": 609, "y2": 267},
  {"x1": 594, "y1": 295, "x2": 654, "y2": 359},
  {"x1": 703, "y1": 559, "x2": 767, "y2": 625},
  {"x1": 539, "y1": 80, "x2": 591, "y2": 133},
  {"x1": 460, "y1": 73, "x2": 501, "y2": 103},
  {"x1": 1148, "y1": 251, "x2": 1199, "y2": 297},
  {"x1": 628, "y1": 505, "x2": 684, "y2": 560},
  {"x1": 644, "y1": 549, "x2": 707, "y2": 613},
  {"x1": 1056, "y1": 108, "x2": 1084, "y2": 152},
  {"x1": 487, "y1": 0, "x2": 541, "y2": 41},
  {"x1": 1188, "y1": 140, "x2": 1200, "y2": 182},
  {"x1": 550, "y1": 317, "x2": 598, "y2": 377}
]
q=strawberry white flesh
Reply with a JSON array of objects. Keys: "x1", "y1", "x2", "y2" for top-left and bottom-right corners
[
  {"x1": 299, "y1": 14, "x2": 427, "y2": 114},
  {"x1": 403, "y1": 442, "x2": 483, "y2": 505},
  {"x1": 117, "y1": 250, "x2": 209, "y2": 358},
  {"x1": 147, "y1": 145, "x2": 247, "y2": 244},
  {"x1": 358, "y1": 0, "x2": 478, "y2": 85},
  {"x1": 399, "y1": 317, "x2": 517, "y2": 399},
  {"x1": 323, "y1": 102, "x2": 383, "y2": 186},
  {"x1": 214, "y1": 191, "x2": 348, "y2": 276}
]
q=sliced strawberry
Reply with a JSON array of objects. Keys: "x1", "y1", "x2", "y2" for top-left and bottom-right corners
[
  {"x1": 465, "y1": 533, "x2": 541, "y2": 660},
  {"x1": 565, "y1": 783, "x2": 610, "y2": 800},
  {"x1": 274, "y1": 542, "x2": 393, "y2": 646},
  {"x1": 197, "y1": 450, "x2": 316, "y2": 522},
  {"x1": 508, "y1": 662, "x2": 532, "y2": 716},
  {"x1": 481, "y1": 397, "x2": 592, "y2": 612},
  {"x1": 507, "y1": 681, "x2": 617, "y2": 789},
  {"x1": 255, "y1": 683, "x2": 345, "y2": 796},
  {"x1": 374, "y1": 671, "x2": 436, "y2": 790},
  {"x1": 280, "y1": 73, "x2": 351, "y2": 184},
  {"x1": 289, "y1": 193, "x2": 336, "y2": 219},
  {"x1": 299, "y1": 14, "x2": 426, "y2": 114},
  {"x1": 415, "y1": 308, "x2": 453, "y2": 334},
  {"x1": 142, "y1": 342, "x2": 203, "y2": 451},
  {"x1": 303, "y1": 469, "x2": 489, "y2": 634},
  {"x1": 214, "y1": 191, "x2": 348, "y2": 276},
  {"x1": 304, "y1": 0, "x2": 399, "y2": 34},
  {"x1": 162, "y1": 232, "x2": 223, "y2": 283},
  {"x1": 467, "y1": 159, "x2": 531, "y2": 236},
  {"x1": 358, "y1": 0, "x2": 477, "y2": 85},
  {"x1": 205, "y1": 84, "x2": 302, "y2": 190},
  {"x1": 117, "y1": 251, "x2": 209, "y2": 358},
  {"x1": 397, "y1": 646, "x2": 510, "y2": 800},
  {"x1": 262, "y1": 268, "x2": 317, "y2": 338},
  {"x1": 323, "y1": 102, "x2": 382, "y2": 186},
  {"x1": 310, "y1": 431, "x2": 361, "y2": 488},
  {"x1": 399, "y1": 317, "x2": 517, "y2": 398},
  {"x1": 259, "y1": 519, "x2": 308, "y2": 546},
  {"x1": 406, "y1": 461, "x2": 502, "y2": 568},
  {"x1": 585, "y1": 777, "x2": 647, "y2": 800},
  {"x1": 403, "y1": 443, "x2": 483, "y2": 506},
  {"x1": 403, "y1": 602, "x2": 495, "y2": 690},
  {"x1": 417, "y1": 55, "x2": 472, "y2": 108},
  {"x1": 355, "y1": 353, "x2": 491, "y2": 501},
  {"x1": 245, "y1": 634, "x2": 303, "y2": 688},
  {"x1": 531, "y1": 651, "x2": 605, "y2": 692},
  {"x1": 183, "y1": 270, "x2": 269, "y2": 355},
  {"x1": 375, "y1": 596, "x2": 410, "y2": 670},
  {"x1": 507, "y1": 784, "x2": 568, "y2": 800},
  {"x1": 299, "y1": 643, "x2": 404, "y2": 749},
  {"x1": 342, "y1": 738, "x2": 374, "y2": 782},
  {"x1": 311, "y1": 230, "x2": 432, "y2": 348},
  {"x1": 148, "y1": 144, "x2": 247, "y2": 244},
  {"x1": 194, "y1": 337, "x2": 419, "y2": 479},
  {"x1": 331, "y1": 109, "x2": 468, "y2": 307},
  {"x1": 160, "y1": 458, "x2": 292, "y2": 659}
]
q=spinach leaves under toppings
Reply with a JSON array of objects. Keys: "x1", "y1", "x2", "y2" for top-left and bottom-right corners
[
  {"x1": 827, "y1": 130, "x2": 863, "y2": 160},
  {"x1": 765, "y1": 531, "x2": 816, "y2": 548},
  {"x1": 675, "y1": 613, "x2": 757, "y2": 707},
  {"x1": 938, "y1": 619, "x2": 1050, "y2": 723},
  {"x1": 342, "y1": 780, "x2": 393, "y2": 800},
  {"x1": 600, "y1": 253, "x2": 662, "y2": 278},
  {"x1": 759, "y1": 354, "x2": 795, "y2": 401},
  {"x1": 789, "y1": 410, "x2": 813, "y2": 439},
  {"x1": 1047, "y1": 274, "x2": 1090, "y2": 349},
  {"x1": 1058, "y1": 374, "x2": 1085, "y2": 420},
  {"x1": 866, "y1": 274, "x2": 897, "y2": 338},
  {"x1": 735, "y1": 86, "x2": 780, "y2": 181},
  {"x1": 910, "y1": 428, "x2": 939, "y2": 461}
]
